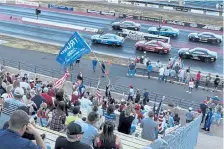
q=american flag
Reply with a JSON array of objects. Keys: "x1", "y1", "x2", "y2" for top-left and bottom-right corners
[
  {"x1": 3, "y1": 101, "x2": 20, "y2": 116},
  {"x1": 158, "y1": 111, "x2": 164, "y2": 133},
  {"x1": 96, "y1": 88, "x2": 101, "y2": 99},
  {"x1": 6, "y1": 92, "x2": 14, "y2": 99},
  {"x1": 53, "y1": 72, "x2": 70, "y2": 89}
]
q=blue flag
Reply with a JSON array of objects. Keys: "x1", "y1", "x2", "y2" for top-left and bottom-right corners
[{"x1": 56, "y1": 32, "x2": 91, "y2": 66}]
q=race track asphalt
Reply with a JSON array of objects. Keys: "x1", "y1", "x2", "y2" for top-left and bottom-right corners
[
  {"x1": 0, "y1": 45, "x2": 221, "y2": 110},
  {"x1": 0, "y1": 4, "x2": 223, "y2": 74}
]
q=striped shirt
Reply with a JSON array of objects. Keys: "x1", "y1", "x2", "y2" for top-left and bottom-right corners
[
  {"x1": 3, "y1": 98, "x2": 25, "y2": 116},
  {"x1": 103, "y1": 111, "x2": 116, "y2": 121}
]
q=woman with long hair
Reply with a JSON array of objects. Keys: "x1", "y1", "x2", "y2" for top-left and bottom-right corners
[{"x1": 94, "y1": 120, "x2": 123, "y2": 149}]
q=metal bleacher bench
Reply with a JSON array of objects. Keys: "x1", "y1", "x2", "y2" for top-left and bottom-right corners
[{"x1": 36, "y1": 108, "x2": 151, "y2": 149}]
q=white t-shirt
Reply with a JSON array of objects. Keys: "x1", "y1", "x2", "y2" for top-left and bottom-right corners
[
  {"x1": 189, "y1": 81, "x2": 194, "y2": 88},
  {"x1": 164, "y1": 69, "x2": 170, "y2": 76},
  {"x1": 159, "y1": 68, "x2": 165, "y2": 76},
  {"x1": 20, "y1": 82, "x2": 31, "y2": 89},
  {"x1": 80, "y1": 97, "x2": 92, "y2": 109},
  {"x1": 129, "y1": 88, "x2": 134, "y2": 96}
]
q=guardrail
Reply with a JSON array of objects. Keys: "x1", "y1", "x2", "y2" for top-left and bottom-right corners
[{"x1": 0, "y1": 57, "x2": 201, "y2": 110}]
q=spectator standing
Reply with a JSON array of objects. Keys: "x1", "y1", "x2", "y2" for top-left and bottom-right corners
[
  {"x1": 169, "y1": 69, "x2": 176, "y2": 83},
  {"x1": 94, "y1": 120, "x2": 123, "y2": 149},
  {"x1": 195, "y1": 71, "x2": 201, "y2": 89},
  {"x1": 47, "y1": 83, "x2": 55, "y2": 97},
  {"x1": 20, "y1": 77, "x2": 30, "y2": 90},
  {"x1": 65, "y1": 106, "x2": 81, "y2": 126},
  {"x1": 101, "y1": 61, "x2": 106, "y2": 77},
  {"x1": 158, "y1": 66, "x2": 165, "y2": 82},
  {"x1": 202, "y1": 108, "x2": 213, "y2": 132},
  {"x1": 104, "y1": 104, "x2": 116, "y2": 121},
  {"x1": 6, "y1": 72, "x2": 12, "y2": 84},
  {"x1": 31, "y1": 88, "x2": 46, "y2": 110},
  {"x1": 147, "y1": 62, "x2": 153, "y2": 79},
  {"x1": 49, "y1": 101, "x2": 66, "y2": 132},
  {"x1": 135, "y1": 89, "x2": 141, "y2": 103},
  {"x1": 41, "y1": 87, "x2": 53, "y2": 108},
  {"x1": 178, "y1": 69, "x2": 186, "y2": 84},
  {"x1": 200, "y1": 100, "x2": 208, "y2": 124},
  {"x1": 173, "y1": 113, "x2": 180, "y2": 126},
  {"x1": 204, "y1": 73, "x2": 212, "y2": 91},
  {"x1": 186, "y1": 78, "x2": 194, "y2": 94},
  {"x1": 128, "y1": 62, "x2": 136, "y2": 77},
  {"x1": 135, "y1": 104, "x2": 143, "y2": 123},
  {"x1": 127, "y1": 85, "x2": 134, "y2": 101},
  {"x1": 143, "y1": 88, "x2": 149, "y2": 105},
  {"x1": 80, "y1": 93, "x2": 92, "y2": 113},
  {"x1": 155, "y1": 60, "x2": 162, "y2": 69},
  {"x1": 0, "y1": 110, "x2": 46, "y2": 149},
  {"x1": 166, "y1": 111, "x2": 174, "y2": 128},
  {"x1": 76, "y1": 112, "x2": 99, "y2": 147},
  {"x1": 186, "y1": 107, "x2": 194, "y2": 123},
  {"x1": 185, "y1": 71, "x2": 191, "y2": 86},
  {"x1": 163, "y1": 67, "x2": 170, "y2": 83},
  {"x1": 213, "y1": 75, "x2": 220, "y2": 92},
  {"x1": 213, "y1": 104, "x2": 222, "y2": 126},
  {"x1": 55, "y1": 122, "x2": 92, "y2": 149},
  {"x1": 140, "y1": 111, "x2": 158, "y2": 141},
  {"x1": 92, "y1": 58, "x2": 98, "y2": 72},
  {"x1": 118, "y1": 105, "x2": 136, "y2": 134}
]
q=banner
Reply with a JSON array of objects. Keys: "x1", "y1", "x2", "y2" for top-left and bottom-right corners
[
  {"x1": 56, "y1": 32, "x2": 91, "y2": 66},
  {"x1": 48, "y1": 4, "x2": 73, "y2": 11},
  {"x1": 15, "y1": 0, "x2": 39, "y2": 6}
]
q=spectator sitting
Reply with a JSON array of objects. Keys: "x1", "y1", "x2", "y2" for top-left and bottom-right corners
[
  {"x1": 37, "y1": 103, "x2": 48, "y2": 127},
  {"x1": 41, "y1": 87, "x2": 53, "y2": 108},
  {"x1": 65, "y1": 106, "x2": 81, "y2": 126},
  {"x1": 76, "y1": 112, "x2": 99, "y2": 147},
  {"x1": 0, "y1": 110, "x2": 46, "y2": 149},
  {"x1": 118, "y1": 104, "x2": 136, "y2": 134},
  {"x1": 140, "y1": 111, "x2": 158, "y2": 141},
  {"x1": 104, "y1": 104, "x2": 116, "y2": 121},
  {"x1": 25, "y1": 92, "x2": 37, "y2": 114},
  {"x1": 31, "y1": 87, "x2": 46, "y2": 110},
  {"x1": 94, "y1": 120, "x2": 123, "y2": 149},
  {"x1": 186, "y1": 107, "x2": 194, "y2": 123},
  {"x1": 173, "y1": 113, "x2": 180, "y2": 126},
  {"x1": 49, "y1": 101, "x2": 66, "y2": 132},
  {"x1": 54, "y1": 122, "x2": 92, "y2": 149}
]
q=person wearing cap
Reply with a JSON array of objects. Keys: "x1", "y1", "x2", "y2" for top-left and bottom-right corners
[
  {"x1": 200, "y1": 100, "x2": 208, "y2": 124},
  {"x1": 186, "y1": 107, "x2": 194, "y2": 123},
  {"x1": 0, "y1": 110, "x2": 46, "y2": 149},
  {"x1": 55, "y1": 122, "x2": 92, "y2": 149},
  {"x1": 41, "y1": 87, "x2": 53, "y2": 108},
  {"x1": 135, "y1": 104, "x2": 143, "y2": 123},
  {"x1": 31, "y1": 87, "x2": 46, "y2": 110},
  {"x1": 140, "y1": 111, "x2": 158, "y2": 141},
  {"x1": 65, "y1": 106, "x2": 81, "y2": 126}
]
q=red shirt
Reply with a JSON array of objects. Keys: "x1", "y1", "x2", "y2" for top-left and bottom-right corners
[
  {"x1": 136, "y1": 110, "x2": 143, "y2": 121},
  {"x1": 196, "y1": 73, "x2": 201, "y2": 81},
  {"x1": 47, "y1": 88, "x2": 55, "y2": 97},
  {"x1": 71, "y1": 93, "x2": 79, "y2": 103},
  {"x1": 41, "y1": 93, "x2": 53, "y2": 106}
]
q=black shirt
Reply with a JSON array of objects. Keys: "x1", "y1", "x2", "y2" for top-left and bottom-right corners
[
  {"x1": 214, "y1": 78, "x2": 220, "y2": 85},
  {"x1": 31, "y1": 95, "x2": 46, "y2": 110},
  {"x1": 118, "y1": 111, "x2": 135, "y2": 134},
  {"x1": 200, "y1": 103, "x2": 208, "y2": 114},
  {"x1": 55, "y1": 136, "x2": 92, "y2": 149}
]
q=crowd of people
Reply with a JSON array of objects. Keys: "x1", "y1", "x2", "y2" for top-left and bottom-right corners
[{"x1": 0, "y1": 65, "x2": 222, "y2": 149}]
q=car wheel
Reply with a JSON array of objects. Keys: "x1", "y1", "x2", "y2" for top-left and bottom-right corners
[
  {"x1": 136, "y1": 47, "x2": 143, "y2": 51},
  {"x1": 204, "y1": 57, "x2": 211, "y2": 63},
  {"x1": 189, "y1": 37, "x2": 193, "y2": 41},
  {"x1": 181, "y1": 54, "x2": 187, "y2": 59},
  {"x1": 92, "y1": 39, "x2": 97, "y2": 44},
  {"x1": 212, "y1": 40, "x2": 217, "y2": 44},
  {"x1": 112, "y1": 43, "x2": 116, "y2": 47},
  {"x1": 158, "y1": 50, "x2": 164, "y2": 54},
  {"x1": 217, "y1": 40, "x2": 221, "y2": 44}
]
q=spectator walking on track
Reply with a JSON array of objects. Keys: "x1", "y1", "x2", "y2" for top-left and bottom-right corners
[
  {"x1": 155, "y1": 60, "x2": 162, "y2": 69},
  {"x1": 147, "y1": 62, "x2": 153, "y2": 79},
  {"x1": 128, "y1": 62, "x2": 136, "y2": 77},
  {"x1": 163, "y1": 67, "x2": 170, "y2": 83},
  {"x1": 195, "y1": 71, "x2": 201, "y2": 89},
  {"x1": 186, "y1": 107, "x2": 194, "y2": 123},
  {"x1": 158, "y1": 66, "x2": 165, "y2": 82},
  {"x1": 135, "y1": 89, "x2": 141, "y2": 103},
  {"x1": 200, "y1": 100, "x2": 208, "y2": 124},
  {"x1": 204, "y1": 73, "x2": 212, "y2": 91},
  {"x1": 140, "y1": 111, "x2": 158, "y2": 141},
  {"x1": 186, "y1": 78, "x2": 194, "y2": 94},
  {"x1": 127, "y1": 85, "x2": 134, "y2": 101},
  {"x1": 143, "y1": 88, "x2": 149, "y2": 105},
  {"x1": 178, "y1": 69, "x2": 185, "y2": 84},
  {"x1": 92, "y1": 58, "x2": 98, "y2": 72},
  {"x1": 169, "y1": 69, "x2": 176, "y2": 83}
]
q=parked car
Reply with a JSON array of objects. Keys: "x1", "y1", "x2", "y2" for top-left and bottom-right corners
[
  {"x1": 91, "y1": 33, "x2": 124, "y2": 46},
  {"x1": 135, "y1": 40, "x2": 171, "y2": 54},
  {"x1": 148, "y1": 26, "x2": 180, "y2": 37},
  {"x1": 188, "y1": 32, "x2": 222, "y2": 44},
  {"x1": 112, "y1": 21, "x2": 141, "y2": 31},
  {"x1": 178, "y1": 47, "x2": 217, "y2": 62}
]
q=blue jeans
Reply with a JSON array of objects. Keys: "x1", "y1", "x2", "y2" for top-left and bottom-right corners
[
  {"x1": 93, "y1": 65, "x2": 96, "y2": 72},
  {"x1": 159, "y1": 75, "x2": 164, "y2": 82},
  {"x1": 128, "y1": 70, "x2": 135, "y2": 77},
  {"x1": 164, "y1": 76, "x2": 168, "y2": 83}
]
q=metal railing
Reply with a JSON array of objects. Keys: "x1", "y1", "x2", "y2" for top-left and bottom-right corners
[{"x1": 0, "y1": 57, "x2": 199, "y2": 110}]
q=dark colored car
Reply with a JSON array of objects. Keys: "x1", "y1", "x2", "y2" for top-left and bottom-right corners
[
  {"x1": 135, "y1": 40, "x2": 171, "y2": 54},
  {"x1": 112, "y1": 21, "x2": 141, "y2": 31},
  {"x1": 178, "y1": 47, "x2": 217, "y2": 62},
  {"x1": 188, "y1": 32, "x2": 222, "y2": 44}
]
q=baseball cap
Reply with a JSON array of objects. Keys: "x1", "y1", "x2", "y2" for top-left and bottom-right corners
[
  {"x1": 14, "y1": 87, "x2": 24, "y2": 96},
  {"x1": 135, "y1": 104, "x2": 141, "y2": 110},
  {"x1": 67, "y1": 122, "x2": 83, "y2": 135}
]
